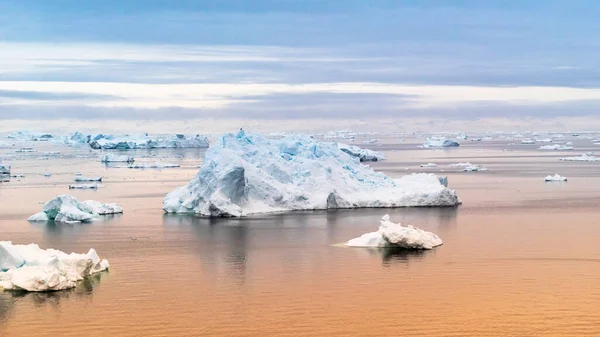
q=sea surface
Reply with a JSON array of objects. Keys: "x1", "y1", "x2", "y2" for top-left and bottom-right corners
[{"x1": 1, "y1": 135, "x2": 600, "y2": 336}]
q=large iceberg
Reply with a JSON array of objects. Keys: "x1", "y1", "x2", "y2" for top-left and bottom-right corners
[
  {"x1": 337, "y1": 143, "x2": 385, "y2": 162},
  {"x1": 0, "y1": 242, "x2": 108, "y2": 292},
  {"x1": 28, "y1": 195, "x2": 123, "y2": 223},
  {"x1": 423, "y1": 137, "x2": 460, "y2": 148},
  {"x1": 346, "y1": 214, "x2": 443, "y2": 249},
  {"x1": 163, "y1": 131, "x2": 460, "y2": 217}
]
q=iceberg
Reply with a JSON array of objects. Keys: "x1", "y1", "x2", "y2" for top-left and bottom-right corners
[
  {"x1": 0, "y1": 241, "x2": 108, "y2": 292},
  {"x1": 521, "y1": 139, "x2": 535, "y2": 144},
  {"x1": 27, "y1": 195, "x2": 122, "y2": 223},
  {"x1": 420, "y1": 163, "x2": 438, "y2": 168},
  {"x1": 346, "y1": 214, "x2": 442, "y2": 249},
  {"x1": 89, "y1": 134, "x2": 209, "y2": 150},
  {"x1": 0, "y1": 161, "x2": 10, "y2": 175},
  {"x1": 559, "y1": 154, "x2": 600, "y2": 162},
  {"x1": 163, "y1": 131, "x2": 460, "y2": 217},
  {"x1": 69, "y1": 183, "x2": 100, "y2": 190},
  {"x1": 423, "y1": 137, "x2": 460, "y2": 148},
  {"x1": 450, "y1": 162, "x2": 488, "y2": 172},
  {"x1": 539, "y1": 144, "x2": 574, "y2": 150},
  {"x1": 544, "y1": 174, "x2": 567, "y2": 182},
  {"x1": 337, "y1": 143, "x2": 385, "y2": 162},
  {"x1": 74, "y1": 174, "x2": 102, "y2": 182},
  {"x1": 101, "y1": 153, "x2": 135, "y2": 163}
]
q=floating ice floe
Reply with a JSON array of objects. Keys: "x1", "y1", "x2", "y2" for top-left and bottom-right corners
[
  {"x1": 69, "y1": 183, "x2": 100, "y2": 190},
  {"x1": 14, "y1": 148, "x2": 35, "y2": 153},
  {"x1": 74, "y1": 174, "x2": 103, "y2": 182},
  {"x1": 125, "y1": 162, "x2": 180, "y2": 169},
  {"x1": 163, "y1": 130, "x2": 460, "y2": 217},
  {"x1": 362, "y1": 139, "x2": 379, "y2": 144},
  {"x1": 420, "y1": 163, "x2": 438, "y2": 168},
  {"x1": 539, "y1": 144, "x2": 574, "y2": 150},
  {"x1": 10, "y1": 174, "x2": 24, "y2": 178},
  {"x1": 521, "y1": 139, "x2": 536, "y2": 144},
  {"x1": 450, "y1": 162, "x2": 489, "y2": 172},
  {"x1": 0, "y1": 241, "x2": 109, "y2": 292},
  {"x1": 559, "y1": 154, "x2": 600, "y2": 162},
  {"x1": 100, "y1": 153, "x2": 135, "y2": 163},
  {"x1": 346, "y1": 214, "x2": 443, "y2": 249},
  {"x1": 6, "y1": 131, "x2": 53, "y2": 141},
  {"x1": 337, "y1": 143, "x2": 385, "y2": 162},
  {"x1": 423, "y1": 137, "x2": 460, "y2": 148},
  {"x1": 27, "y1": 195, "x2": 122, "y2": 223},
  {"x1": 544, "y1": 174, "x2": 568, "y2": 182}
]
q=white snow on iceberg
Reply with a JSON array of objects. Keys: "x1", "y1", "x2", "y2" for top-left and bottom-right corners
[
  {"x1": 337, "y1": 143, "x2": 385, "y2": 162},
  {"x1": 28, "y1": 195, "x2": 122, "y2": 223},
  {"x1": 163, "y1": 131, "x2": 460, "y2": 217},
  {"x1": 423, "y1": 137, "x2": 460, "y2": 148},
  {"x1": 101, "y1": 153, "x2": 135, "y2": 163},
  {"x1": 346, "y1": 214, "x2": 442, "y2": 249},
  {"x1": 0, "y1": 242, "x2": 108, "y2": 292},
  {"x1": 544, "y1": 174, "x2": 567, "y2": 182}
]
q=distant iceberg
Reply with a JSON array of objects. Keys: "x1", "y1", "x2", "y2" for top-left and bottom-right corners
[
  {"x1": 28, "y1": 195, "x2": 122, "y2": 223},
  {"x1": 125, "y1": 162, "x2": 180, "y2": 169},
  {"x1": 0, "y1": 161, "x2": 10, "y2": 175},
  {"x1": 450, "y1": 162, "x2": 488, "y2": 172},
  {"x1": 559, "y1": 154, "x2": 600, "y2": 162},
  {"x1": 0, "y1": 241, "x2": 108, "y2": 292},
  {"x1": 163, "y1": 131, "x2": 460, "y2": 217},
  {"x1": 64, "y1": 132, "x2": 209, "y2": 149},
  {"x1": 74, "y1": 174, "x2": 102, "y2": 182},
  {"x1": 6, "y1": 131, "x2": 53, "y2": 142},
  {"x1": 346, "y1": 214, "x2": 443, "y2": 249},
  {"x1": 544, "y1": 174, "x2": 567, "y2": 182},
  {"x1": 101, "y1": 153, "x2": 134, "y2": 163},
  {"x1": 539, "y1": 144, "x2": 574, "y2": 150},
  {"x1": 420, "y1": 163, "x2": 438, "y2": 168},
  {"x1": 521, "y1": 139, "x2": 536, "y2": 144},
  {"x1": 69, "y1": 183, "x2": 100, "y2": 190},
  {"x1": 423, "y1": 137, "x2": 460, "y2": 148},
  {"x1": 337, "y1": 143, "x2": 385, "y2": 162}
]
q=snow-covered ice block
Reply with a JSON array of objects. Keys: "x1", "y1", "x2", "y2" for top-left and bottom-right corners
[
  {"x1": 163, "y1": 130, "x2": 460, "y2": 217},
  {"x1": 544, "y1": 174, "x2": 568, "y2": 182},
  {"x1": 101, "y1": 153, "x2": 135, "y2": 163},
  {"x1": 338, "y1": 143, "x2": 385, "y2": 162},
  {"x1": 346, "y1": 214, "x2": 443, "y2": 249},
  {"x1": 27, "y1": 195, "x2": 122, "y2": 223},
  {"x1": 0, "y1": 241, "x2": 109, "y2": 292},
  {"x1": 423, "y1": 137, "x2": 460, "y2": 148}
]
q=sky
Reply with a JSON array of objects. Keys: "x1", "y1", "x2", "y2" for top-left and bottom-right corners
[{"x1": 1, "y1": 0, "x2": 600, "y2": 132}]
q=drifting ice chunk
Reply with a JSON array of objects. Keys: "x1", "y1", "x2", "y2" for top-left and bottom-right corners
[
  {"x1": 423, "y1": 137, "x2": 460, "y2": 148},
  {"x1": 337, "y1": 143, "x2": 385, "y2": 162},
  {"x1": 539, "y1": 144, "x2": 574, "y2": 150},
  {"x1": 74, "y1": 174, "x2": 103, "y2": 182},
  {"x1": 450, "y1": 162, "x2": 489, "y2": 172},
  {"x1": 126, "y1": 162, "x2": 180, "y2": 169},
  {"x1": 346, "y1": 214, "x2": 443, "y2": 249},
  {"x1": 544, "y1": 174, "x2": 568, "y2": 182},
  {"x1": 420, "y1": 163, "x2": 438, "y2": 168},
  {"x1": 27, "y1": 195, "x2": 122, "y2": 223},
  {"x1": 0, "y1": 242, "x2": 108, "y2": 292},
  {"x1": 69, "y1": 183, "x2": 100, "y2": 190},
  {"x1": 101, "y1": 153, "x2": 135, "y2": 163},
  {"x1": 0, "y1": 161, "x2": 10, "y2": 175},
  {"x1": 163, "y1": 131, "x2": 460, "y2": 217},
  {"x1": 521, "y1": 139, "x2": 535, "y2": 144}
]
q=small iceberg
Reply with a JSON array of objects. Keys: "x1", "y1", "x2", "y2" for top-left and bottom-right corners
[
  {"x1": 539, "y1": 144, "x2": 574, "y2": 150},
  {"x1": 423, "y1": 137, "x2": 460, "y2": 148},
  {"x1": 544, "y1": 174, "x2": 568, "y2": 182},
  {"x1": 101, "y1": 153, "x2": 135, "y2": 163},
  {"x1": 74, "y1": 174, "x2": 103, "y2": 182},
  {"x1": 420, "y1": 163, "x2": 438, "y2": 168},
  {"x1": 559, "y1": 154, "x2": 600, "y2": 162},
  {"x1": 521, "y1": 139, "x2": 536, "y2": 144},
  {"x1": 450, "y1": 162, "x2": 489, "y2": 172},
  {"x1": 337, "y1": 143, "x2": 385, "y2": 162},
  {"x1": 0, "y1": 241, "x2": 109, "y2": 292},
  {"x1": 27, "y1": 195, "x2": 123, "y2": 223},
  {"x1": 69, "y1": 183, "x2": 100, "y2": 190},
  {"x1": 346, "y1": 215, "x2": 442, "y2": 249},
  {"x1": 0, "y1": 161, "x2": 11, "y2": 175}
]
